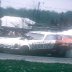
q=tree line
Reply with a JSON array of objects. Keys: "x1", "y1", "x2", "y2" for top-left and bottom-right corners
[{"x1": 0, "y1": 7, "x2": 72, "y2": 31}]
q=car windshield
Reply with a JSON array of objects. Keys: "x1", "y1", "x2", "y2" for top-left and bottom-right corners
[{"x1": 26, "y1": 33, "x2": 44, "y2": 40}]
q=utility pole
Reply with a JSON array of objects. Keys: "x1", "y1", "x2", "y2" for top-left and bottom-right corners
[
  {"x1": 36, "y1": 1, "x2": 40, "y2": 23},
  {"x1": 0, "y1": 0, "x2": 1, "y2": 27},
  {"x1": 0, "y1": 0, "x2": 1, "y2": 7},
  {"x1": 38, "y1": 2, "x2": 40, "y2": 10}
]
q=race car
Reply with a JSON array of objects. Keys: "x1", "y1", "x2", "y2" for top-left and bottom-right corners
[
  {"x1": 0, "y1": 31, "x2": 72, "y2": 57},
  {"x1": 0, "y1": 31, "x2": 57, "y2": 55}
]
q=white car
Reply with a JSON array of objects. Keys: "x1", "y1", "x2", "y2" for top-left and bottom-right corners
[
  {"x1": 0, "y1": 31, "x2": 64, "y2": 56},
  {"x1": 0, "y1": 31, "x2": 57, "y2": 54}
]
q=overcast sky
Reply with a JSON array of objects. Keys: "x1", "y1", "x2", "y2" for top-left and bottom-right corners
[{"x1": 1, "y1": 0, "x2": 72, "y2": 12}]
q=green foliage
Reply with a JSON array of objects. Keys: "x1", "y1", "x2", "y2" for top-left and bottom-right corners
[{"x1": 1, "y1": 7, "x2": 72, "y2": 30}]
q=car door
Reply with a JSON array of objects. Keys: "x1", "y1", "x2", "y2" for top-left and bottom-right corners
[
  {"x1": 27, "y1": 32, "x2": 45, "y2": 50},
  {"x1": 43, "y1": 34, "x2": 57, "y2": 49}
]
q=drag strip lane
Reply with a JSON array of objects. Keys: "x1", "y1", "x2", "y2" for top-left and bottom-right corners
[{"x1": 0, "y1": 53, "x2": 72, "y2": 64}]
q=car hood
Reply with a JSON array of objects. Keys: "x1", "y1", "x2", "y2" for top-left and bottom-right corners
[{"x1": 0, "y1": 37, "x2": 28, "y2": 46}]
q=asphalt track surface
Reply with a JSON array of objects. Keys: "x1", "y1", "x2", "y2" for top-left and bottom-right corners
[{"x1": 0, "y1": 53, "x2": 72, "y2": 64}]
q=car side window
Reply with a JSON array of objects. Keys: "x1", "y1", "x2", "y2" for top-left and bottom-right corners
[
  {"x1": 44, "y1": 35, "x2": 56, "y2": 40},
  {"x1": 26, "y1": 33, "x2": 44, "y2": 40},
  {"x1": 56, "y1": 35, "x2": 62, "y2": 40},
  {"x1": 44, "y1": 34, "x2": 62, "y2": 40}
]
